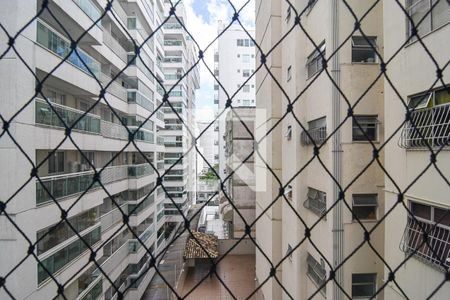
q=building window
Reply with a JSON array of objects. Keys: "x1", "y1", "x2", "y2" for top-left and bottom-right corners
[
  {"x1": 352, "y1": 273, "x2": 377, "y2": 299},
  {"x1": 399, "y1": 86, "x2": 450, "y2": 149},
  {"x1": 48, "y1": 151, "x2": 65, "y2": 174},
  {"x1": 352, "y1": 115, "x2": 378, "y2": 141},
  {"x1": 237, "y1": 39, "x2": 243, "y2": 46},
  {"x1": 287, "y1": 66, "x2": 292, "y2": 81},
  {"x1": 285, "y1": 125, "x2": 292, "y2": 140},
  {"x1": 307, "y1": 253, "x2": 326, "y2": 295},
  {"x1": 306, "y1": 42, "x2": 326, "y2": 78},
  {"x1": 242, "y1": 99, "x2": 250, "y2": 106},
  {"x1": 406, "y1": 0, "x2": 450, "y2": 41},
  {"x1": 352, "y1": 36, "x2": 377, "y2": 63},
  {"x1": 352, "y1": 194, "x2": 377, "y2": 221},
  {"x1": 401, "y1": 201, "x2": 450, "y2": 270},
  {"x1": 301, "y1": 117, "x2": 327, "y2": 145},
  {"x1": 242, "y1": 85, "x2": 250, "y2": 92},
  {"x1": 304, "y1": 187, "x2": 327, "y2": 217},
  {"x1": 243, "y1": 69, "x2": 250, "y2": 77}
]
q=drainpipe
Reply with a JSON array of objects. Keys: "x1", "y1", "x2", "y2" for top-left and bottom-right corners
[{"x1": 331, "y1": 0, "x2": 343, "y2": 300}]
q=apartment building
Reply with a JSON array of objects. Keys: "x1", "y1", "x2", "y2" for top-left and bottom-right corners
[
  {"x1": 222, "y1": 108, "x2": 256, "y2": 239},
  {"x1": 215, "y1": 22, "x2": 256, "y2": 181},
  {"x1": 255, "y1": 0, "x2": 385, "y2": 299},
  {"x1": 0, "y1": 0, "x2": 197, "y2": 299},
  {"x1": 383, "y1": 1, "x2": 450, "y2": 299},
  {"x1": 160, "y1": 0, "x2": 200, "y2": 235},
  {"x1": 197, "y1": 120, "x2": 219, "y2": 171}
]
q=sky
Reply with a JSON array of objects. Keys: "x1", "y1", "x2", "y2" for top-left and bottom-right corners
[{"x1": 177, "y1": 0, "x2": 255, "y2": 122}]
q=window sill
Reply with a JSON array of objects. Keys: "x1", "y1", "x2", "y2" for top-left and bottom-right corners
[{"x1": 405, "y1": 21, "x2": 450, "y2": 48}]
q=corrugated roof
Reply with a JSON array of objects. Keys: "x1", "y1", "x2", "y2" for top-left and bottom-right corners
[{"x1": 184, "y1": 231, "x2": 219, "y2": 259}]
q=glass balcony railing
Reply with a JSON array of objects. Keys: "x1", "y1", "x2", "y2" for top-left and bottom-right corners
[
  {"x1": 127, "y1": 90, "x2": 154, "y2": 112},
  {"x1": 156, "y1": 86, "x2": 165, "y2": 97},
  {"x1": 164, "y1": 40, "x2": 183, "y2": 46},
  {"x1": 128, "y1": 224, "x2": 155, "y2": 253},
  {"x1": 36, "y1": 165, "x2": 128, "y2": 205},
  {"x1": 157, "y1": 137, "x2": 164, "y2": 146},
  {"x1": 72, "y1": 0, "x2": 101, "y2": 22},
  {"x1": 164, "y1": 23, "x2": 183, "y2": 30},
  {"x1": 163, "y1": 57, "x2": 182, "y2": 63},
  {"x1": 165, "y1": 74, "x2": 182, "y2": 81},
  {"x1": 35, "y1": 98, "x2": 101, "y2": 134},
  {"x1": 36, "y1": 20, "x2": 100, "y2": 77},
  {"x1": 128, "y1": 164, "x2": 154, "y2": 178},
  {"x1": 157, "y1": 111, "x2": 164, "y2": 121}
]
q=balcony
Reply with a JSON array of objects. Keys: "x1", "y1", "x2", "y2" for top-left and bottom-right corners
[
  {"x1": 36, "y1": 20, "x2": 100, "y2": 77},
  {"x1": 127, "y1": 90, "x2": 154, "y2": 112},
  {"x1": 157, "y1": 136, "x2": 164, "y2": 146},
  {"x1": 100, "y1": 120, "x2": 129, "y2": 140},
  {"x1": 128, "y1": 163, "x2": 155, "y2": 178},
  {"x1": 35, "y1": 98, "x2": 100, "y2": 134},
  {"x1": 72, "y1": 0, "x2": 102, "y2": 22},
  {"x1": 399, "y1": 103, "x2": 450, "y2": 149},
  {"x1": 164, "y1": 23, "x2": 183, "y2": 30},
  {"x1": 164, "y1": 40, "x2": 183, "y2": 47},
  {"x1": 103, "y1": 30, "x2": 128, "y2": 62},
  {"x1": 100, "y1": 204, "x2": 126, "y2": 233},
  {"x1": 301, "y1": 126, "x2": 327, "y2": 145},
  {"x1": 100, "y1": 73, "x2": 127, "y2": 101},
  {"x1": 128, "y1": 224, "x2": 155, "y2": 253},
  {"x1": 36, "y1": 165, "x2": 128, "y2": 205}
]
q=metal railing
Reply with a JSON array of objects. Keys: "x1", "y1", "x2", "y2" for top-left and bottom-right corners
[
  {"x1": 35, "y1": 98, "x2": 101, "y2": 134},
  {"x1": 301, "y1": 126, "x2": 327, "y2": 145},
  {"x1": 399, "y1": 103, "x2": 450, "y2": 149}
]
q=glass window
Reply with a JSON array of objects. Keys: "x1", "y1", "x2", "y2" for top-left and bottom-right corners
[
  {"x1": 306, "y1": 42, "x2": 326, "y2": 78},
  {"x1": 287, "y1": 66, "x2": 292, "y2": 81},
  {"x1": 352, "y1": 36, "x2": 377, "y2": 63},
  {"x1": 352, "y1": 116, "x2": 378, "y2": 141},
  {"x1": 352, "y1": 194, "x2": 378, "y2": 220},
  {"x1": 306, "y1": 253, "x2": 326, "y2": 295},
  {"x1": 242, "y1": 54, "x2": 250, "y2": 63},
  {"x1": 243, "y1": 85, "x2": 250, "y2": 92},
  {"x1": 243, "y1": 69, "x2": 250, "y2": 77},
  {"x1": 406, "y1": 0, "x2": 450, "y2": 40},
  {"x1": 352, "y1": 273, "x2": 377, "y2": 298},
  {"x1": 48, "y1": 151, "x2": 65, "y2": 174}
]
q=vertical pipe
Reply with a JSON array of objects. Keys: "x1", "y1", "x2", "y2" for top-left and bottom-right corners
[{"x1": 331, "y1": 0, "x2": 343, "y2": 299}]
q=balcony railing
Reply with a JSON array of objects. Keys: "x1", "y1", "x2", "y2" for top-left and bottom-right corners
[
  {"x1": 100, "y1": 205, "x2": 126, "y2": 233},
  {"x1": 157, "y1": 136, "x2": 164, "y2": 146},
  {"x1": 36, "y1": 165, "x2": 128, "y2": 205},
  {"x1": 164, "y1": 40, "x2": 183, "y2": 46},
  {"x1": 103, "y1": 30, "x2": 128, "y2": 62},
  {"x1": 398, "y1": 103, "x2": 450, "y2": 149},
  {"x1": 164, "y1": 23, "x2": 183, "y2": 30},
  {"x1": 128, "y1": 163, "x2": 155, "y2": 178},
  {"x1": 400, "y1": 216, "x2": 450, "y2": 270},
  {"x1": 128, "y1": 224, "x2": 155, "y2": 253},
  {"x1": 100, "y1": 73, "x2": 127, "y2": 101},
  {"x1": 36, "y1": 20, "x2": 100, "y2": 77},
  {"x1": 35, "y1": 98, "x2": 100, "y2": 134},
  {"x1": 72, "y1": 0, "x2": 101, "y2": 22},
  {"x1": 100, "y1": 120, "x2": 129, "y2": 140},
  {"x1": 127, "y1": 90, "x2": 154, "y2": 112},
  {"x1": 301, "y1": 126, "x2": 327, "y2": 145}
]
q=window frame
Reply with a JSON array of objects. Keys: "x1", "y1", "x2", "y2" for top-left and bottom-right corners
[
  {"x1": 352, "y1": 115, "x2": 379, "y2": 142},
  {"x1": 351, "y1": 36, "x2": 377, "y2": 63},
  {"x1": 406, "y1": 0, "x2": 450, "y2": 41},
  {"x1": 306, "y1": 42, "x2": 326, "y2": 79},
  {"x1": 352, "y1": 194, "x2": 378, "y2": 221},
  {"x1": 352, "y1": 273, "x2": 377, "y2": 299}
]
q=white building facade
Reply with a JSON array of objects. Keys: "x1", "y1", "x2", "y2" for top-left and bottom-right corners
[
  {"x1": 0, "y1": 0, "x2": 198, "y2": 299},
  {"x1": 160, "y1": 0, "x2": 200, "y2": 231},
  {"x1": 215, "y1": 23, "x2": 256, "y2": 181}
]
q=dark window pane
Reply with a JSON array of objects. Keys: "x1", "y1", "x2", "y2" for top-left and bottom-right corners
[{"x1": 412, "y1": 202, "x2": 431, "y2": 220}]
